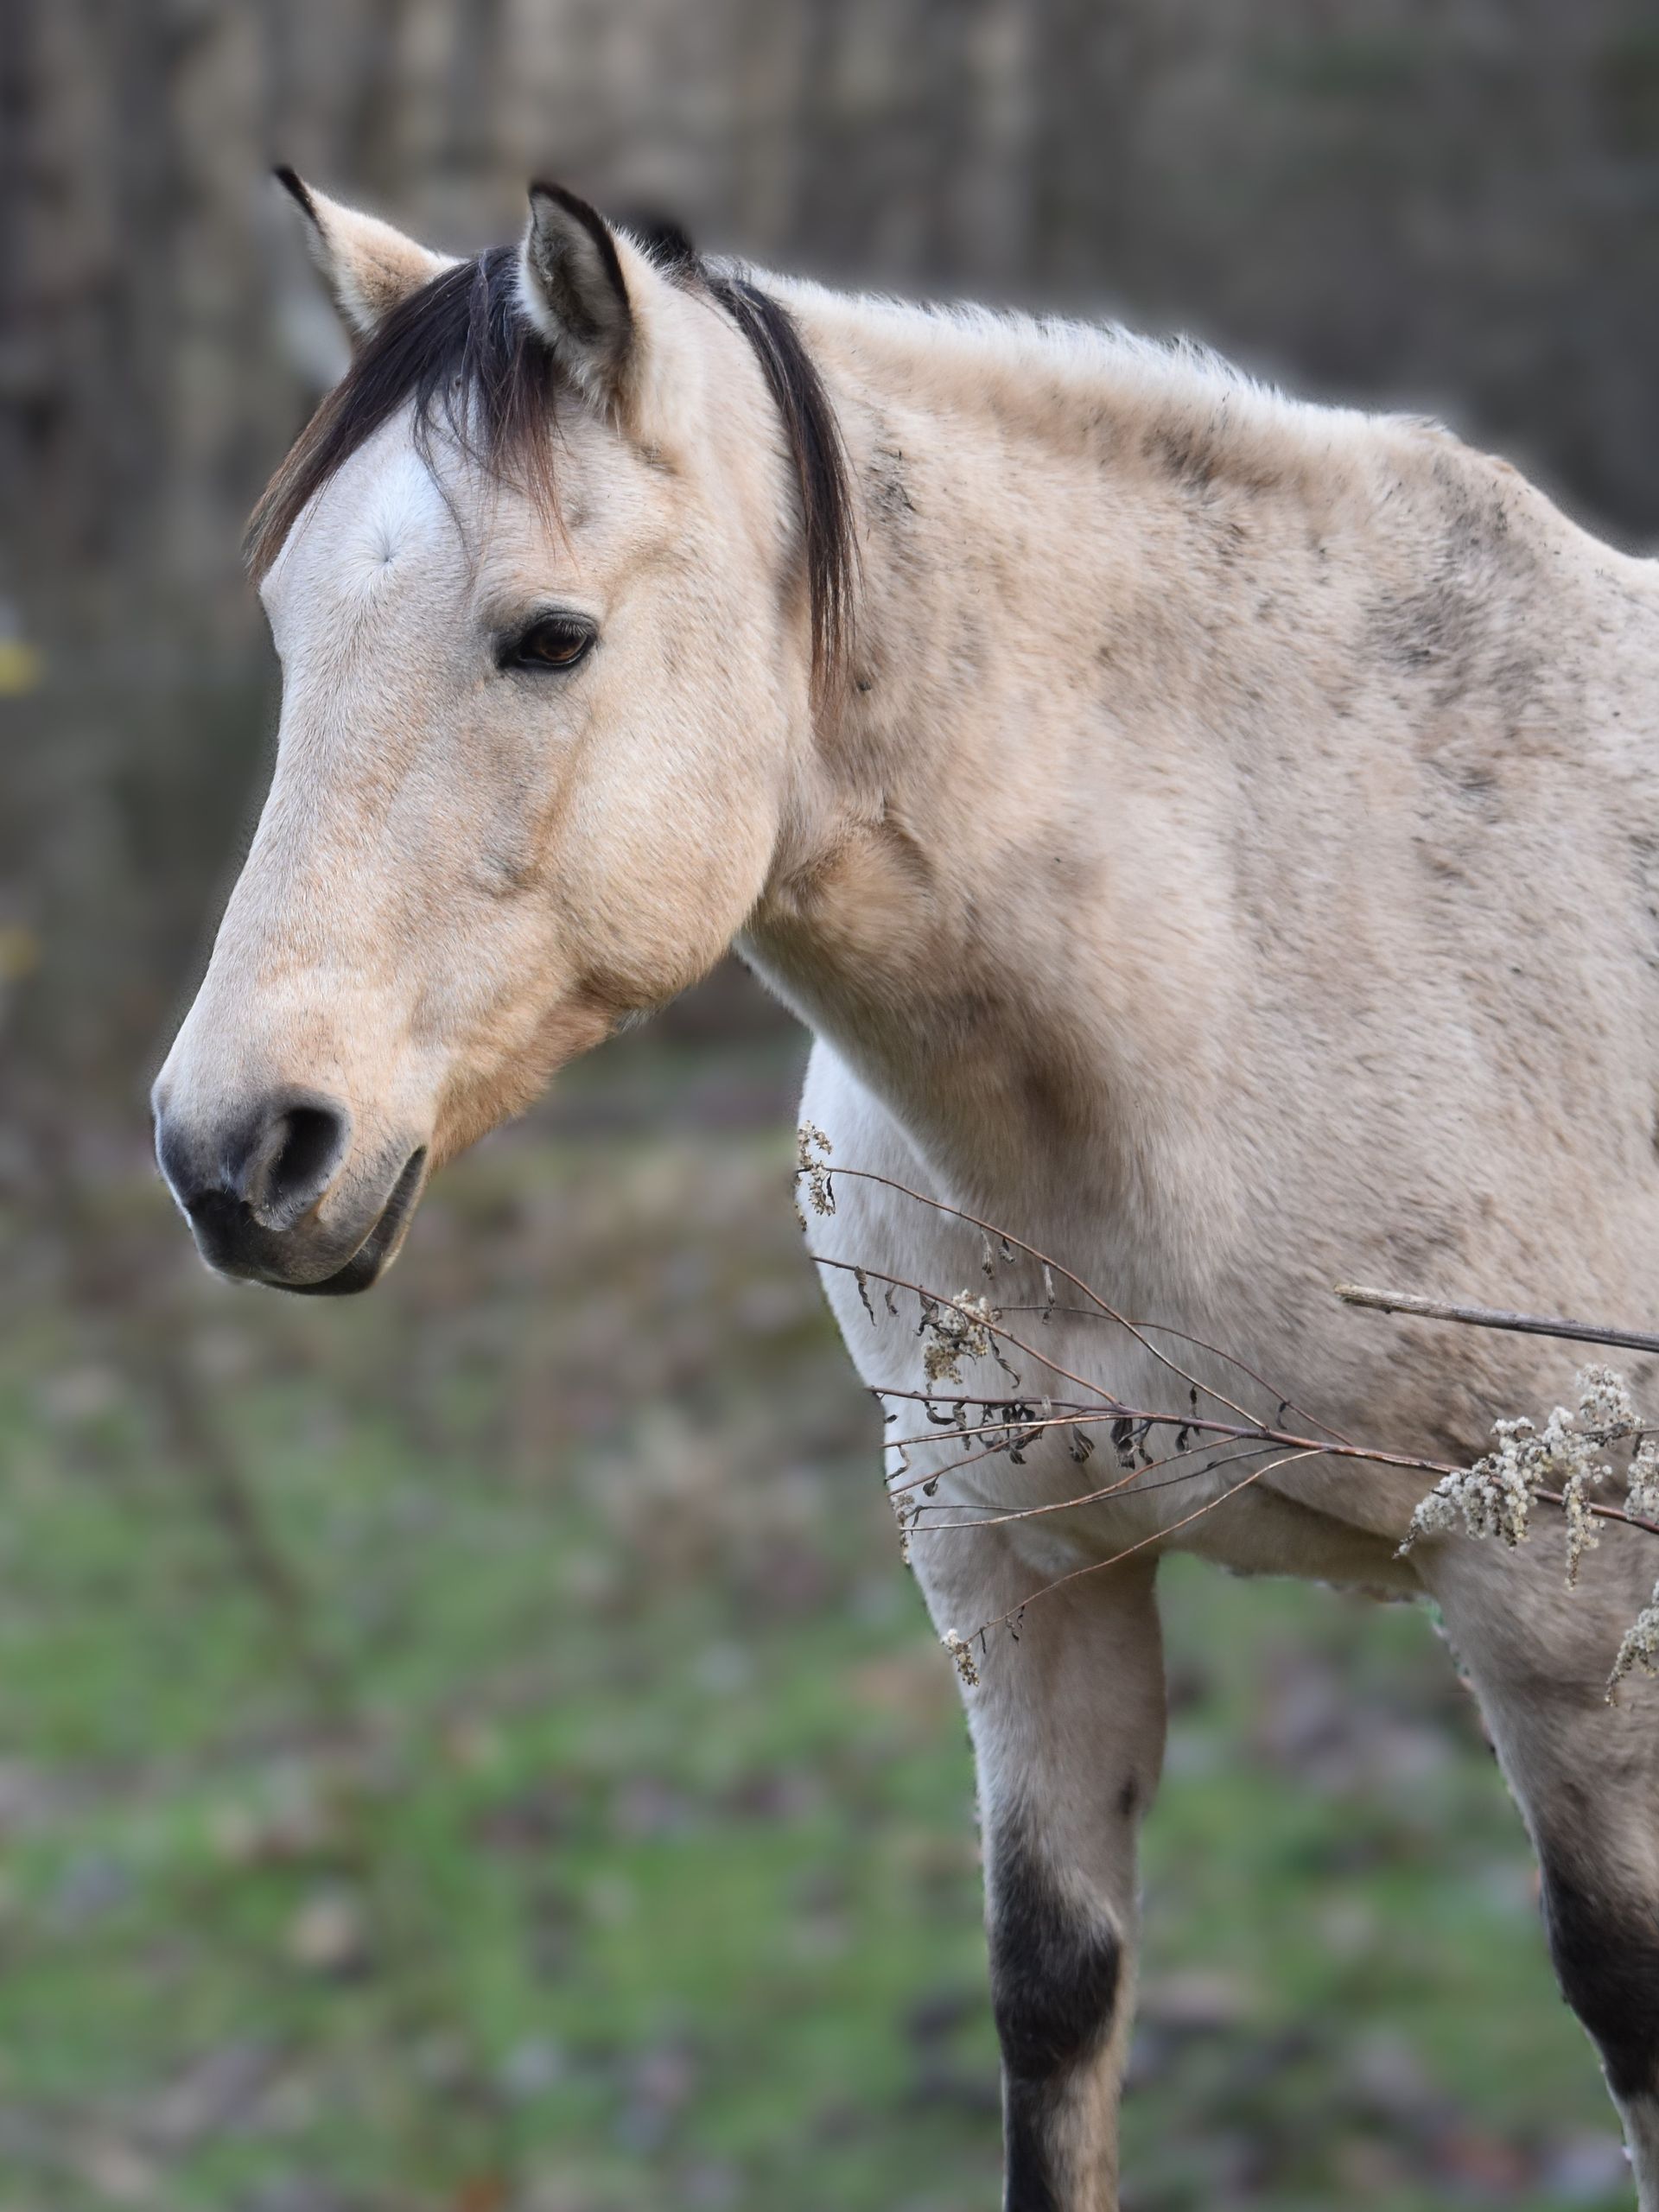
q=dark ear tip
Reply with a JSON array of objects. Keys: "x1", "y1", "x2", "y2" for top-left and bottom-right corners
[
  {"x1": 273, "y1": 166, "x2": 318, "y2": 221},
  {"x1": 527, "y1": 178, "x2": 606, "y2": 231}
]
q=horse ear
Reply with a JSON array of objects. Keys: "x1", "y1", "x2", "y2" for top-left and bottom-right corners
[
  {"x1": 517, "y1": 182, "x2": 645, "y2": 412},
  {"x1": 274, "y1": 168, "x2": 453, "y2": 340}
]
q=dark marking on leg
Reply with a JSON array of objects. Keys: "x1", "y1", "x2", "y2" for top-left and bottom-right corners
[
  {"x1": 1542, "y1": 1860, "x2": 1659, "y2": 2101},
  {"x1": 989, "y1": 1812, "x2": 1122, "y2": 2209},
  {"x1": 1116, "y1": 1774, "x2": 1139, "y2": 1822},
  {"x1": 992, "y1": 1820, "x2": 1122, "y2": 2075},
  {"x1": 1002, "y1": 2077, "x2": 1065, "y2": 2212}
]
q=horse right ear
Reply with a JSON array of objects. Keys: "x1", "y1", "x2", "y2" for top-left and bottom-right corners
[
  {"x1": 516, "y1": 180, "x2": 705, "y2": 442},
  {"x1": 274, "y1": 169, "x2": 454, "y2": 341},
  {"x1": 516, "y1": 181, "x2": 640, "y2": 412}
]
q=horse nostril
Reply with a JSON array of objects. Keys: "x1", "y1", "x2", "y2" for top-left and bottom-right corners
[{"x1": 240, "y1": 1095, "x2": 353, "y2": 1230}]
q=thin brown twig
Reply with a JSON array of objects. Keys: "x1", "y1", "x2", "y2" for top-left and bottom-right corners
[
  {"x1": 887, "y1": 1416, "x2": 1122, "y2": 1497},
  {"x1": 1124, "y1": 1317, "x2": 1355, "y2": 1447},
  {"x1": 854, "y1": 1302, "x2": 1476, "y2": 1486},
  {"x1": 906, "y1": 1440, "x2": 1212, "y2": 1527},
  {"x1": 882, "y1": 1409, "x2": 1113, "y2": 1459},
  {"x1": 1337, "y1": 1283, "x2": 1659, "y2": 1360},
  {"x1": 893, "y1": 1409, "x2": 1279, "y2": 1510},
  {"x1": 816, "y1": 1253, "x2": 1149, "y2": 1414},
  {"x1": 1533, "y1": 1487, "x2": 1659, "y2": 1540},
  {"x1": 894, "y1": 1390, "x2": 1659, "y2": 1548},
  {"x1": 970, "y1": 1449, "x2": 1326, "y2": 1635},
  {"x1": 806, "y1": 1159, "x2": 1659, "y2": 1649},
  {"x1": 910, "y1": 1436, "x2": 1288, "y2": 1532},
  {"x1": 836, "y1": 1255, "x2": 1461, "y2": 1500},
  {"x1": 989, "y1": 1306, "x2": 1357, "y2": 1448},
  {"x1": 805, "y1": 1162, "x2": 1270, "y2": 1429},
  {"x1": 875, "y1": 1385, "x2": 1100, "y2": 1413}
]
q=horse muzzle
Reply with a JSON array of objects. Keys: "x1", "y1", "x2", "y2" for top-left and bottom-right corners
[{"x1": 152, "y1": 1082, "x2": 428, "y2": 1294}]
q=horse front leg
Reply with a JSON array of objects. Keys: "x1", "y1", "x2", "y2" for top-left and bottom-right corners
[
  {"x1": 1422, "y1": 1529, "x2": 1659, "y2": 2208},
  {"x1": 918, "y1": 1533, "x2": 1166, "y2": 2211}
]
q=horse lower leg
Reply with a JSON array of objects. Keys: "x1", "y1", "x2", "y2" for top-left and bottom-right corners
[
  {"x1": 918, "y1": 1545, "x2": 1165, "y2": 2212},
  {"x1": 1424, "y1": 1531, "x2": 1659, "y2": 2208},
  {"x1": 989, "y1": 1801, "x2": 1135, "y2": 2210}
]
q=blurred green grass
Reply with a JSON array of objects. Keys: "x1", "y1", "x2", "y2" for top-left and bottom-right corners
[{"x1": 0, "y1": 1029, "x2": 1631, "y2": 2210}]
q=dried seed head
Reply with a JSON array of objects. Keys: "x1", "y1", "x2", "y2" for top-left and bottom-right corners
[
  {"x1": 1578, "y1": 1364, "x2": 1637, "y2": 1438},
  {"x1": 796, "y1": 1122, "x2": 836, "y2": 1217},
  {"x1": 942, "y1": 1630, "x2": 980, "y2": 1689},
  {"x1": 920, "y1": 1290, "x2": 997, "y2": 1388},
  {"x1": 1629, "y1": 1438, "x2": 1659, "y2": 1523},
  {"x1": 1609, "y1": 1578, "x2": 1659, "y2": 1701}
]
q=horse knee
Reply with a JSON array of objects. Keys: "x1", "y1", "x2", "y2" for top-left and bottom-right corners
[
  {"x1": 989, "y1": 1815, "x2": 1122, "y2": 2080},
  {"x1": 1542, "y1": 1859, "x2": 1659, "y2": 2101}
]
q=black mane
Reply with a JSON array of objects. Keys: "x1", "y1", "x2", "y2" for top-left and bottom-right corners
[{"x1": 247, "y1": 235, "x2": 856, "y2": 696}]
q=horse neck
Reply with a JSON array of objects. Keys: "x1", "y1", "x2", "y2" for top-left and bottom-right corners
[{"x1": 741, "y1": 284, "x2": 1585, "y2": 1213}]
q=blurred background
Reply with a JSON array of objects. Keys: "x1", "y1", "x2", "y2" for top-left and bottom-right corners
[{"x1": 4, "y1": 3, "x2": 1659, "y2": 2207}]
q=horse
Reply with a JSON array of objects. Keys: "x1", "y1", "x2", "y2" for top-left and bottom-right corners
[{"x1": 152, "y1": 172, "x2": 1659, "y2": 2209}]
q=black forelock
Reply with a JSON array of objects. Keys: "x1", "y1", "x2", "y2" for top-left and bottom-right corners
[
  {"x1": 247, "y1": 247, "x2": 555, "y2": 580},
  {"x1": 246, "y1": 228, "x2": 856, "y2": 698}
]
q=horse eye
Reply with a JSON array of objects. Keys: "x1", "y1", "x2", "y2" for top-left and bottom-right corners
[{"x1": 504, "y1": 616, "x2": 595, "y2": 671}]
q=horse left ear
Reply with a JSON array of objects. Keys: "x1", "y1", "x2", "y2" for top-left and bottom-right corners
[
  {"x1": 517, "y1": 182, "x2": 651, "y2": 416},
  {"x1": 275, "y1": 169, "x2": 454, "y2": 341}
]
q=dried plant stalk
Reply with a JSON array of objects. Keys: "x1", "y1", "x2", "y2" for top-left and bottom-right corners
[{"x1": 797, "y1": 1135, "x2": 1659, "y2": 1700}]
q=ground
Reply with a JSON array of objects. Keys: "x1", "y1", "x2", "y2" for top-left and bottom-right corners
[{"x1": 0, "y1": 1018, "x2": 1637, "y2": 2211}]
